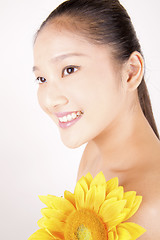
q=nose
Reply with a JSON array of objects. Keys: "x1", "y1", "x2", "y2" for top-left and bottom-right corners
[{"x1": 38, "y1": 82, "x2": 69, "y2": 114}]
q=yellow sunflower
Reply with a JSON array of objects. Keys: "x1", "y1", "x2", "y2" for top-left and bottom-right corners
[{"x1": 28, "y1": 172, "x2": 146, "y2": 240}]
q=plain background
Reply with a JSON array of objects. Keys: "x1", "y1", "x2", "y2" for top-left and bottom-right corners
[{"x1": 0, "y1": 0, "x2": 160, "y2": 239}]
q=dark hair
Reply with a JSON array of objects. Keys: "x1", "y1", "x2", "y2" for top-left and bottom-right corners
[{"x1": 35, "y1": 0, "x2": 159, "y2": 139}]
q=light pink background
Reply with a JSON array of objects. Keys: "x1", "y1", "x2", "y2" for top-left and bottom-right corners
[{"x1": 0, "y1": 0, "x2": 160, "y2": 239}]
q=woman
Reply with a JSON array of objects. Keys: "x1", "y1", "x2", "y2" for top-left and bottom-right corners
[{"x1": 33, "y1": 0, "x2": 160, "y2": 238}]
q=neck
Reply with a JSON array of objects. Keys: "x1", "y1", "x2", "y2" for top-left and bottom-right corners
[{"x1": 92, "y1": 100, "x2": 159, "y2": 172}]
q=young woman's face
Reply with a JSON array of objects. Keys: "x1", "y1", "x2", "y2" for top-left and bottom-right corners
[{"x1": 33, "y1": 23, "x2": 126, "y2": 148}]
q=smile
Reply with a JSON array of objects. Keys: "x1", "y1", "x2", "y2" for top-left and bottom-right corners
[
  {"x1": 58, "y1": 111, "x2": 83, "y2": 122},
  {"x1": 58, "y1": 111, "x2": 84, "y2": 129}
]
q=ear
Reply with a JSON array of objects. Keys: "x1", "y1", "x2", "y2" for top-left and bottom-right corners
[{"x1": 122, "y1": 51, "x2": 144, "y2": 92}]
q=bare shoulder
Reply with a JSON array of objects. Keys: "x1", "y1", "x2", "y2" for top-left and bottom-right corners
[
  {"x1": 124, "y1": 160, "x2": 160, "y2": 239},
  {"x1": 127, "y1": 194, "x2": 160, "y2": 240}
]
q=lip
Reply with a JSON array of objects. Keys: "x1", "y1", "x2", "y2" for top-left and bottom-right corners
[
  {"x1": 54, "y1": 111, "x2": 83, "y2": 118},
  {"x1": 58, "y1": 114, "x2": 83, "y2": 129}
]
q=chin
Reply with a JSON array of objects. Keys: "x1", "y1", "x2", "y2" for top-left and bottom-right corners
[{"x1": 61, "y1": 137, "x2": 87, "y2": 149}]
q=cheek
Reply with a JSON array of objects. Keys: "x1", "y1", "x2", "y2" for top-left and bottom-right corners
[
  {"x1": 79, "y1": 74, "x2": 124, "y2": 125},
  {"x1": 79, "y1": 73, "x2": 121, "y2": 111},
  {"x1": 37, "y1": 87, "x2": 41, "y2": 106},
  {"x1": 37, "y1": 87, "x2": 49, "y2": 115}
]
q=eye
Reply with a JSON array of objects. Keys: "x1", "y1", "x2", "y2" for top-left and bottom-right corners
[
  {"x1": 35, "y1": 77, "x2": 47, "y2": 84},
  {"x1": 62, "y1": 65, "x2": 79, "y2": 77}
]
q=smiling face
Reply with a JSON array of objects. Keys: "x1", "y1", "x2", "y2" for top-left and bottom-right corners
[{"x1": 33, "y1": 23, "x2": 127, "y2": 148}]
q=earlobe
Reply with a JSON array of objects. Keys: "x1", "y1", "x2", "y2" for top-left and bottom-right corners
[{"x1": 124, "y1": 51, "x2": 144, "y2": 92}]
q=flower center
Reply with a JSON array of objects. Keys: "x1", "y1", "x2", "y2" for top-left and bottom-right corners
[
  {"x1": 64, "y1": 209, "x2": 107, "y2": 240},
  {"x1": 77, "y1": 224, "x2": 92, "y2": 240}
]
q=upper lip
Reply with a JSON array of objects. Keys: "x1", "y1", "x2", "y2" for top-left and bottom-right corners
[{"x1": 54, "y1": 111, "x2": 81, "y2": 118}]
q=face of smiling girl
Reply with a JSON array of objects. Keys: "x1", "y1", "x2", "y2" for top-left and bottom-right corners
[{"x1": 33, "y1": 23, "x2": 128, "y2": 149}]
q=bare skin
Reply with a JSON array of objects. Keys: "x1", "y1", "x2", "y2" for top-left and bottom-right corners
[
  {"x1": 77, "y1": 104, "x2": 160, "y2": 239},
  {"x1": 33, "y1": 23, "x2": 160, "y2": 239}
]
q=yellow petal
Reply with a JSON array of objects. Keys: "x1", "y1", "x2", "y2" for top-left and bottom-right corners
[
  {"x1": 118, "y1": 222, "x2": 146, "y2": 240},
  {"x1": 106, "y1": 177, "x2": 119, "y2": 194},
  {"x1": 37, "y1": 217, "x2": 46, "y2": 229},
  {"x1": 106, "y1": 186, "x2": 124, "y2": 200},
  {"x1": 122, "y1": 207, "x2": 131, "y2": 218},
  {"x1": 109, "y1": 227, "x2": 119, "y2": 240},
  {"x1": 124, "y1": 196, "x2": 142, "y2": 221},
  {"x1": 93, "y1": 185, "x2": 106, "y2": 213},
  {"x1": 38, "y1": 217, "x2": 65, "y2": 233},
  {"x1": 50, "y1": 196, "x2": 75, "y2": 215},
  {"x1": 106, "y1": 212, "x2": 127, "y2": 231},
  {"x1": 108, "y1": 231, "x2": 114, "y2": 240},
  {"x1": 41, "y1": 208, "x2": 67, "y2": 222},
  {"x1": 90, "y1": 171, "x2": 106, "y2": 187},
  {"x1": 74, "y1": 182, "x2": 85, "y2": 210},
  {"x1": 123, "y1": 191, "x2": 136, "y2": 208},
  {"x1": 117, "y1": 226, "x2": 131, "y2": 240},
  {"x1": 64, "y1": 190, "x2": 76, "y2": 207},
  {"x1": 46, "y1": 229, "x2": 64, "y2": 240},
  {"x1": 84, "y1": 172, "x2": 93, "y2": 188},
  {"x1": 99, "y1": 199, "x2": 127, "y2": 222},
  {"x1": 84, "y1": 185, "x2": 96, "y2": 209},
  {"x1": 28, "y1": 229, "x2": 54, "y2": 240},
  {"x1": 39, "y1": 195, "x2": 57, "y2": 209},
  {"x1": 99, "y1": 198, "x2": 117, "y2": 214},
  {"x1": 78, "y1": 176, "x2": 89, "y2": 199}
]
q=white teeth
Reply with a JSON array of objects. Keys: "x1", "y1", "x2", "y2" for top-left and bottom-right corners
[
  {"x1": 71, "y1": 113, "x2": 77, "y2": 119},
  {"x1": 59, "y1": 111, "x2": 83, "y2": 123},
  {"x1": 62, "y1": 116, "x2": 68, "y2": 122},
  {"x1": 67, "y1": 114, "x2": 72, "y2": 121}
]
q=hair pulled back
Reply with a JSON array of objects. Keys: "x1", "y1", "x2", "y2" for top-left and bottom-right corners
[{"x1": 35, "y1": 0, "x2": 159, "y2": 139}]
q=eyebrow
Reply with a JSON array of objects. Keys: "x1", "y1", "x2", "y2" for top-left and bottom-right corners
[{"x1": 32, "y1": 52, "x2": 87, "y2": 72}]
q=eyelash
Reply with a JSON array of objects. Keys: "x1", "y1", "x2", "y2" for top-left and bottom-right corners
[{"x1": 35, "y1": 65, "x2": 79, "y2": 84}]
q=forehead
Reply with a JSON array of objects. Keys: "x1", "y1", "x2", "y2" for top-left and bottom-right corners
[{"x1": 33, "y1": 23, "x2": 114, "y2": 62}]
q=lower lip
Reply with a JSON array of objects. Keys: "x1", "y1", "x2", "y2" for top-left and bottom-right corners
[{"x1": 59, "y1": 115, "x2": 83, "y2": 129}]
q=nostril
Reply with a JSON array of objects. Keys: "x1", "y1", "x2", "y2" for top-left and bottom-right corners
[{"x1": 50, "y1": 96, "x2": 69, "y2": 110}]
